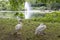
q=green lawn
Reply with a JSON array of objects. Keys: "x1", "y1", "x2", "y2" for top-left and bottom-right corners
[{"x1": 0, "y1": 18, "x2": 60, "y2": 40}]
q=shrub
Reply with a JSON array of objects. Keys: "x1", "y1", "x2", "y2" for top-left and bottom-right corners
[{"x1": 31, "y1": 12, "x2": 60, "y2": 22}]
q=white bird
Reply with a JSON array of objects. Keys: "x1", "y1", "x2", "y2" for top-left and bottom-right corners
[
  {"x1": 35, "y1": 23, "x2": 46, "y2": 35},
  {"x1": 14, "y1": 19, "x2": 22, "y2": 34}
]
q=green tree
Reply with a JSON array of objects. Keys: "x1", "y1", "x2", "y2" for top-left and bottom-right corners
[
  {"x1": 9, "y1": 0, "x2": 24, "y2": 11},
  {"x1": 0, "y1": 0, "x2": 10, "y2": 11}
]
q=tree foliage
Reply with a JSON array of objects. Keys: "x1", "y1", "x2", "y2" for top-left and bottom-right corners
[
  {"x1": 0, "y1": 0, "x2": 10, "y2": 11},
  {"x1": 9, "y1": 0, "x2": 25, "y2": 11}
]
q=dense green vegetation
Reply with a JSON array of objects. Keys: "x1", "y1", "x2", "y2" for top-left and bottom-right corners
[
  {"x1": 30, "y1": 0, "x2": 60, "y2": 10},
  {"x1": 9, "y1": 0, "x2": 24, "y2": 11},
  {"x1": 0, "y1": 18, "x2": 60, "y2": 40},
  {"x1": 0, "y1": 0, "x2": 60, "y2": 11},
  {"x1": 0, "y1": 0, "x2": 10, "y2": 11},
  {"x1": 24, "y1": 0, "x2": 60, "y2": 4},
  {"x1": 31, "y1": 12, "x2": 60, "y2": 22},
  {"x1": 0, "y1": 0, "x2": 24, "y2": 11}
]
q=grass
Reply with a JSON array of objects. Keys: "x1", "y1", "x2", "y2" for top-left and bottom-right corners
[{"x1": 0, "y1": 18, "x2": 60, "y2": 40}]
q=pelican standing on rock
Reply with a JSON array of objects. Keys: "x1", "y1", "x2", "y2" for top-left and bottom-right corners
[{"x1": 35, "y1": 23, "x2": 46, "y2": 35}]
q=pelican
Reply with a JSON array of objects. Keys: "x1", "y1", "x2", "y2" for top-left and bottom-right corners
[
  {"x1": 35, "y1": 23, "x2": 46, "y2": 35},
  {"x1": 14, "y1": 19, "x2": 22, "y2": 35}
]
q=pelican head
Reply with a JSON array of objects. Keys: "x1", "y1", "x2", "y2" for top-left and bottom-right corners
[{"x1": 18, "y1": 19, "x2": 22, "y2": 24}]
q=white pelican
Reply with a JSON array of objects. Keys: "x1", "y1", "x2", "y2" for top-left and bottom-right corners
[
  {"x1": 35, "y1": 23, "x2": 46, "y2": 35},
  {"x1": 14, "y1": 19, "x2": 22, "y2": 34}
]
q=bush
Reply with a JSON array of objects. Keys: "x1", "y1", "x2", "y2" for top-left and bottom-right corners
[
  {"x1": 14, "y1": 12, "x2": 24, "y2": 19},
  {"x1": 31, "y1": 12, "x2": 60, "y2": 22},
  {"x1": 51, "y1": 3, "x2": 60, "y2": 10}
]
